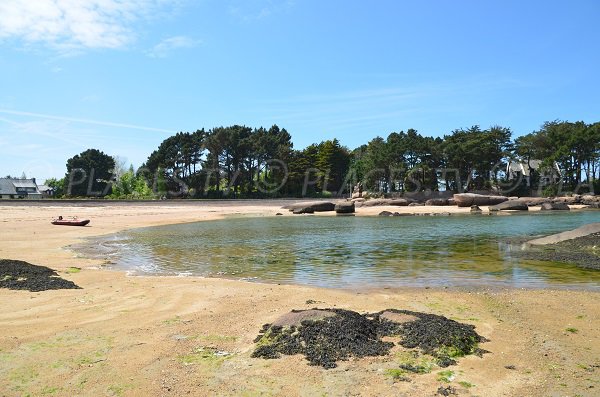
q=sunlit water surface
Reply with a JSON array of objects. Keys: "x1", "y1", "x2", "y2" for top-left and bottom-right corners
[{"x1": 73, "y1": 211, "x2": 600, "y2": 290}]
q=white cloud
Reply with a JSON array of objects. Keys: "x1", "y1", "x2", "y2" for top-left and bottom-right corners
[
  {"x1": 0, "y1": 112, "x2": 169, "y2": 181},
  {"x1": 0, "y1": 108, "x2": 174, "y2": 133},
  {"x1": 146, "y1": 35, "x2": 199, "y2": 58},
  {"x1": 229, "y1": 0, "x2": 295, "y2": 22},
  {"x1": 0, "y1": 0, "x2": 170, "y2": 52},
  {"x1": 249, "y1": 76, "x2": 529, "y2": 136}
]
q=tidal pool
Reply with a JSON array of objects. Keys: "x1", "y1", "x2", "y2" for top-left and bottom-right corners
[{"x1": 75, "y1": 211, "x2": 600, "y2": 290}]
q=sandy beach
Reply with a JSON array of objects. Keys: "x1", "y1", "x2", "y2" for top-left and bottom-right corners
[{"x1": 1, "y1": 201, "x2": 599, "y2": 396}]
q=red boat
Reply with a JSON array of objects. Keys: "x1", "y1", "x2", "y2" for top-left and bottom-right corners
[{"x1": 51, "y1": 217, "x2": 90, "y2": 226}]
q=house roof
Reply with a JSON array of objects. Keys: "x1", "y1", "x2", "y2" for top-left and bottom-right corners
[
  {"x1": 507, "y1": 160, "x2": 543, "y2": 177},
  {"x1": 12, "y1": 179, "x2": 38, "y2": 188},
  {"x1": 507, "y1": 160, "x2": 561, "y2": 177},
  {"x1": 37, "y1": 185, "x2": 54, "y2": 192},
  {"x1": 0, "y1": 178, "x2": 17, "y2": 195},
  {"x1": 0, "y1": 178, "x2": 40, "y2": 195}
]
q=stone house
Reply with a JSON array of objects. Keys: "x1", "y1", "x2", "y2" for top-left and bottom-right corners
[{"x1": 0, "y1": 178, "x2": 43, "y2": 199}]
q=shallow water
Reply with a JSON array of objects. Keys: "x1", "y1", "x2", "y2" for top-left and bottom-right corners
[{"x1": 74, "y1": 211, "x2": 600, "y2": 290}]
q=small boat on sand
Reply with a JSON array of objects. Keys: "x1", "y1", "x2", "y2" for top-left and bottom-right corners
[{"x1": 51, "y1": 217, "x2": 90, "y2": 226}]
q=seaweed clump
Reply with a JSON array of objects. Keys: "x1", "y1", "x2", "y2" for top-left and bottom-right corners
[
  {"x1": 388, "y1": 309, "x2": 488, "y2": 367},
  {"x1": 252, "y1": 308, "x2": 396, "y2": 368},
  {"x1": 0, "y1": 259, "x2": 81, "y2": 292},
  {"x1": 252, "y1": 308, "x2": 487, "y2": 369}
]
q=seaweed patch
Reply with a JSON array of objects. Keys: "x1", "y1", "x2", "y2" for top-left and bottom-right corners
[
  {"x1": 251, "y1": 308, "x2": 487, "y2": 369},
  {"x1": 0, "y1": 259, "x2": 81, "y2": 292}
]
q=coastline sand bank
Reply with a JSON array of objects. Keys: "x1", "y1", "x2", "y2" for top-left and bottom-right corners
[{"x1": 1, "y1": 201, "x2": 599, "y2": 396}]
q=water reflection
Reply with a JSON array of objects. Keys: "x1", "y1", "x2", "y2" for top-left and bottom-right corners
[{"x1": 74, "y1": 211, "x2": 600, "y2": 290}]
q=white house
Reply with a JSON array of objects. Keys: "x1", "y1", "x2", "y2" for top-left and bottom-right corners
[
  {"x1": 506, "y1": 159, "x2": 561, "y2": 187},
  {"x1": 37, "y1": 184, "x2": 56, "y2": 198},
  {"x1": 0, "y1": 178, "x2": 43, "y2": 199}
]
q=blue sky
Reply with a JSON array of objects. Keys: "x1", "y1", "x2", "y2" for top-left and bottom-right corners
[{"x1": 0, "y1": 0, "x2": 599, "y2": 182}]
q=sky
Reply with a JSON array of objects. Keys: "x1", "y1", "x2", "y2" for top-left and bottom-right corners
[{"x1": 0, "y1": 0, "x2": 599, "y2": 182}]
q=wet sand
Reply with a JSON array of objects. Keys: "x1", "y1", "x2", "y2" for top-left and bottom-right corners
[{"x1": 1, "y1": 201, "x2": 599, "y2": 396}]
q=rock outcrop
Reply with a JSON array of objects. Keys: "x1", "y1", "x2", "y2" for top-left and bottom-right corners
[
  {"x1": 527, "y1": 222, "x2": 600, "y2": 245},
  {"x1": 552, "y1": 196, "x2": 581, "y2": 205},
  {"x1": 293, "y1": 207, "x2": 314, "y2": 214},
  {"x1": 582, "y1": 195, "x2": 600, "y2": 205},
  {"x1": 470, "y1": 205, "x2": 482, "y2": 213},
  {"x1": 361, "y1": 198, "x2": 410, "y2": 207},
  {"x1": 284, "y1": 201, "x2": 336, "y2": 213},
  {"x1": 540, "y1": 202, "x2": 570, "y2": 211},
  {"x1": 519, "y1": 197, "x2": 551, "y2": 206},
  {"x1": 453, "y1": 193, "x2": 508, "y2": 207},
  {"x1": 489, "y1": 201, "x2": 529, "y2": 211},
  {"x1": 425, "y1": 198, "x2": 448, "y2": 206},
  {"x1": 335, "y1": 201, "x2": 355, "y2": 214}
]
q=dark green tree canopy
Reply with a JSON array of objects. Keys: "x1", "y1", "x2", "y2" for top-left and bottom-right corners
[
  {"x1": 60, "y1": 118, "x2": 600, "y2": 200},
  {"x1": 65, "y1": 149, "x2": 115, "y2": 197}
]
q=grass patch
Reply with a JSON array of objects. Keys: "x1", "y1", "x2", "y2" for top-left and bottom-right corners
[
  {"x1": 178, "y1": 347, "x2": 232, "y2": 366},
  {"x1": 9, "y1": 366, "x2": 39, "y2": 386},
  {"x1": 76, "y1": 354, "x2": 106, "y2": 366},
  {"x1": 437, "y1": 370, "x2": 455, "y2": 383},
  {"x1": 458, "y1": 381, "x2": 474, "y2": 388},
  {"x1": 107, "y1": 384, "x2": 133, "y2": 397},
  {"x1": 385, "y1": 368, "x2": 410, "y2": 382},
  {"x1": 162, "y1": 316, "x2": 182, "y2": 325},
  {"x1": 566, "y1": 327, "x2": 579, "y2": 334},
  {"x1": 395, "y1": 352, "x2": 435, "y2": 374},
  {"x1": 40, "y1": 386, "x2": 61, "y2": 395},
  {"x1": 76, "y1": 377, "x2": 88, "y2": 390},
  {"x1": 66, "y1": 267, "x2": 81, "y2": 273},
  {"x1": 454, "y1": 305, "x2": 471, "y2": 314},
  {"x1": 398, "y1": 362, "x2": 433, "y2": 374},
  {"x1": 198, "y1": 334, "x2": 238, "y2": 343}
]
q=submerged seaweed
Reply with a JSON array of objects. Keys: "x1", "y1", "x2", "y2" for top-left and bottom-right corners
[{"x1": 252, "y1": 308, "x2": 487, "y2": 369}]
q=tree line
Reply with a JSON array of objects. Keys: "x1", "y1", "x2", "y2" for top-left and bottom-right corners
[{"x1": 46, "y1": 119, "x2": 600, "y2": 198}]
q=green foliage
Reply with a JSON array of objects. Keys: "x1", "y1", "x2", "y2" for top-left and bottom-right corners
[
  {"x1": 109, "y1": 165, "x2": 155, "y2": 199},
  {"x1": 178, "y1": 346, "x2": 232, "y2": 366},
  {"x1": 515, "y1": 121, "x2": 600, "y2": 191},
  {"x1": 47, "y1": 119, "x2": 600, "y2": 199},
  {"x1": 64, "y1": 149, "x2": 115, "y2": 197},
  {"x1": 44, "y1": 177, "x2": 66, "y2": 197},
  {"x1": 458, "y1": 381, "x2": 474, "y2": 388},
  {"x1": 437, "y1": 370, "x2": 455, "y2": 383},
  {"x1": 355, "y1": 130, "x2": 445, "y2": 193},
  {"x1": 385, "y1": 368, "x2": 410, "y2": 382},
  {"x1": 142, "y1": 125, "x2": 294, "y2": 198},
  {"x1": 443, "y1": 125, "x2": 512, "y2": 191},
  {"x1": 276, "y1": 139, "x2": 351, "y2": 197},
  {"x1": 542, "y1": 184, "x2": 560, "y2": 197}
]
